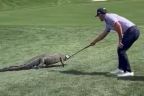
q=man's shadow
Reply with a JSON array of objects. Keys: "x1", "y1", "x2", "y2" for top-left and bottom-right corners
[
  {"x1": 59, "y1": 69, "x2": 113, "y2": 77},
  {"x1": 118, "y1": 76, "x2": 144, "y2": 81},
  {"x1": 59, "y1": 69, "x2": 144, "y2": 81}
]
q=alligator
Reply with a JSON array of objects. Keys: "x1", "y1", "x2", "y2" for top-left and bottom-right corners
[{"x1": 0, "y1": 53, "x2": 70, "y2": 72}]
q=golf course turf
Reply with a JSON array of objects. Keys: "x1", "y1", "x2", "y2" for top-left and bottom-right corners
[{"x1": 0, "y1": 0, "x2": 144, "y2": 96}]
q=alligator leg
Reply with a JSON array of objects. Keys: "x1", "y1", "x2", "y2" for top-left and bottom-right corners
[
  {"x1": 60, "y1": 57, "x2": 64, "y2": 67},
  {"x1": 34, "y1": 57, "x2": 45, "y2": 69}
]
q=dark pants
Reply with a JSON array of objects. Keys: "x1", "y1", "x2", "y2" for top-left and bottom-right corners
[{"x1": 117, "y1": 26, "x2": 140, "y2": 72}]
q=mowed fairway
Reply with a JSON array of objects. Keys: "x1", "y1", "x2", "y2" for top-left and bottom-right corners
[{"x1": 0, "y1": 0, "x2": 144, "y2": 96}]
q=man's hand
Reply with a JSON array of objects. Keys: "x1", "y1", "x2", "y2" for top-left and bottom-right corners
[{"x1": 118, "y1": 42, "x2": 124, "y2": 48}]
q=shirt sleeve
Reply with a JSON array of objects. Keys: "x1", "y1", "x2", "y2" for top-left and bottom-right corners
[
  {"x1": 104, "y1": 14, "x2": 119, "y2": 32},
  {"x1": 107, "y1": 15, "x2": 119, "y2": 27},
  {"x1": 104, "y1": 24, "x2": 111, "y2": 32}
]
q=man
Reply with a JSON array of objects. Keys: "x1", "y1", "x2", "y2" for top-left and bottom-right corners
[{"x1": 90, "y1": 8, "x2": 140, "y2": 77}]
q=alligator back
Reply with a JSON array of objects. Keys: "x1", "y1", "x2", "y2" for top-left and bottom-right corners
[{"x1": 44, "y1": 53, "x2": 66, "y2": 65}]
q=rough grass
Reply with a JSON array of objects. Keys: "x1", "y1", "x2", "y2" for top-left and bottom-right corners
[{"x1": 0, "y1": 0, "x2": 144, "y2": 96}]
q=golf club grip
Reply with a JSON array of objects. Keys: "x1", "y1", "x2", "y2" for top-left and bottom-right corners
[{"x1": 69, "y1": 45, "x2": 91, "y2": 59}]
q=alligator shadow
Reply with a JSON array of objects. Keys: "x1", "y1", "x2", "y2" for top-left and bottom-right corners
[
  {"x1": 0, "y1": 64, "x2": 65, "y2": 72},
  {"x1": 39, "y1": 64, "x2": 65, "y2": 68}
]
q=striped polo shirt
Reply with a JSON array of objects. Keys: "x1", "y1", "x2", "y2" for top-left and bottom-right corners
[{"x1": 104, "y1": 13, "x2": 135, "y2": 33}]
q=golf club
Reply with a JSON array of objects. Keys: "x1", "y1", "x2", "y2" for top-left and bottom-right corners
[{"x1": 66, "y1": 44, "x2": 91, "y2": 60}]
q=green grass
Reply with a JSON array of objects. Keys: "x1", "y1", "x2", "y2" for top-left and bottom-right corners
[{"x1": 0, "y1": 0, "x2": 144, "y2": 96}]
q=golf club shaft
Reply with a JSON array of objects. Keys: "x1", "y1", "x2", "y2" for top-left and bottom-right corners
[{"x1": 68, "y1": 45, "x2": 91, "y2": 59}]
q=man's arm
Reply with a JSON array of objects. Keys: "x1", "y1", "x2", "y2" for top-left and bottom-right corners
[
  {"x1": 90, "y1": 31, "x2": 109, "y2": 46},
  {"x1": 114, "y1": 22, "x2": 123, "y2": 48}
]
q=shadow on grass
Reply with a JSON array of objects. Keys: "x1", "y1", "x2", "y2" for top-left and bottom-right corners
[
  {"x1": 59, "y1": 69, "x2": 114, "y2": 77},
  {"x1": 0, "y1": 64, "x2": 65, "y2": 72},
  {"x1": 59, "y1": 69, "x2": 144, "y2": 81},
  {"x1": 39, "y1": 64, "x2": 65, "y2": 69},
  {"x1": 118, "y1": 76, "x2": 144, "y2": 81}
]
